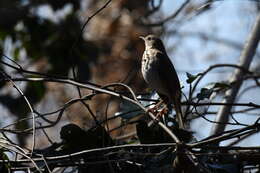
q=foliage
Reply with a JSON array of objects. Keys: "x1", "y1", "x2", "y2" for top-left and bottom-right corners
[{"x1": 0, "y1": 0, "x2": 260, "y2": 173}]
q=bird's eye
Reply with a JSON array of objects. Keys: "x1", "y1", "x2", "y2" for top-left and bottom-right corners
[{"x1": 147, "y1": 37, "x2": 151, "y2": 40}]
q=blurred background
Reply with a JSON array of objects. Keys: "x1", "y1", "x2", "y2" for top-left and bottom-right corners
[{"x1": 0, "y1": 0, "x2": 260, "y2": 149}]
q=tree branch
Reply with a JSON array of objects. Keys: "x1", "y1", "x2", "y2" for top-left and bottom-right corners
[{"x1": 210, "y1": 13, "x2": 260, "y2": 136}]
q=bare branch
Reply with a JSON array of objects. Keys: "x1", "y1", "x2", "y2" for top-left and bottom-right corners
[{"x1": 211, "y1": 13, "x2": 260, "y2": 136}]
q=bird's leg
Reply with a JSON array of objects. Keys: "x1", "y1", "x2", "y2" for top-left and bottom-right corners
[
  {"x1": 147, "y1": 99, "x2": 164, "y2": 114},
  {"x1": 148, "y1": 96, "x2": 170, "y2": 125},
  {"x1": 154, "y1": 104, "x2": 170, "y2": 123},
  {"x1": 156, "y1": 96, "x2": 170, "y2": 117},
  {"x1": 158, "y1": 104, "x2": 169, "y2": 116},
  {"x1": 148, "y1": 103, "x2": 168, "y2": 126},
  {"x1": 146, "y1": 99, "x2": 166, "y2": 126}
]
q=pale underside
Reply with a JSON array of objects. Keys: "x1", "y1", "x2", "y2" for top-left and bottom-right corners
[{"x1": 141, "y1": 49, "x2": 181, "y2": 102}]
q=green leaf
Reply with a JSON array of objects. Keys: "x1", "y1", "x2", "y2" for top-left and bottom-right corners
[
  {"x1": 213, "y1": 82, "x2": 231, "y2": 90},
  {"x1": 186, "y1": 72, "x2": 199, "y2": 84},
  {"x1": 197, "y1": 88, "x2": 214, "y2": 100}
]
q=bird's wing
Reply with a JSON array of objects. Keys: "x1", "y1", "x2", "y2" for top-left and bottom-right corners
[
  {"x1": 156, "y1": 51, "x2": 181, "y2": 100},
  {"x1": 157, "y1": 51, "x2": 184, "y2": 128}
]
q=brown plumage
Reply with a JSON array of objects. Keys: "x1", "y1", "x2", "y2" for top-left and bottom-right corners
[{"x1": 140, "y1": 34, "x2": 184, "y2": 129}]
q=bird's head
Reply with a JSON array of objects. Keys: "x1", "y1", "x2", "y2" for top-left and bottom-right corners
[{"x1": 139, "y1": 34, "x2": 166, "y2": 52}]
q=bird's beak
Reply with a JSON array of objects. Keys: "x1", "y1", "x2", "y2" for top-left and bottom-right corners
[{"x1": 139, "y1": 36, "x2": 145, "y2": 41}]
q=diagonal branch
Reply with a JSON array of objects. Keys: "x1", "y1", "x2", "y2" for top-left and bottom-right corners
[{"x1": 210, "y1": 13, "x2": 260, "y2": 136}]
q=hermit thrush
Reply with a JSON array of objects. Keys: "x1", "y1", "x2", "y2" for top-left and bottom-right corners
[{"x1": 140, "y1": 34, "x2": 184, "y2": 129}]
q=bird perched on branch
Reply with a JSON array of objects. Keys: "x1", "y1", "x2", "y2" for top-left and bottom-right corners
[{"x1": 140, "y1": 34, "x2": 184, "y2": 129}]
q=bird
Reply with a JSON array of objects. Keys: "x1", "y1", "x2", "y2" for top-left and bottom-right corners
[{"x1": 140, "y1": 34, "x2": 184, "y2": 129}]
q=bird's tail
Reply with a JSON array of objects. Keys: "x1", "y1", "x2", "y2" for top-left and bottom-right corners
[{"x1": 174, "y1": 97, "x2": 184, "y2": 129}]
